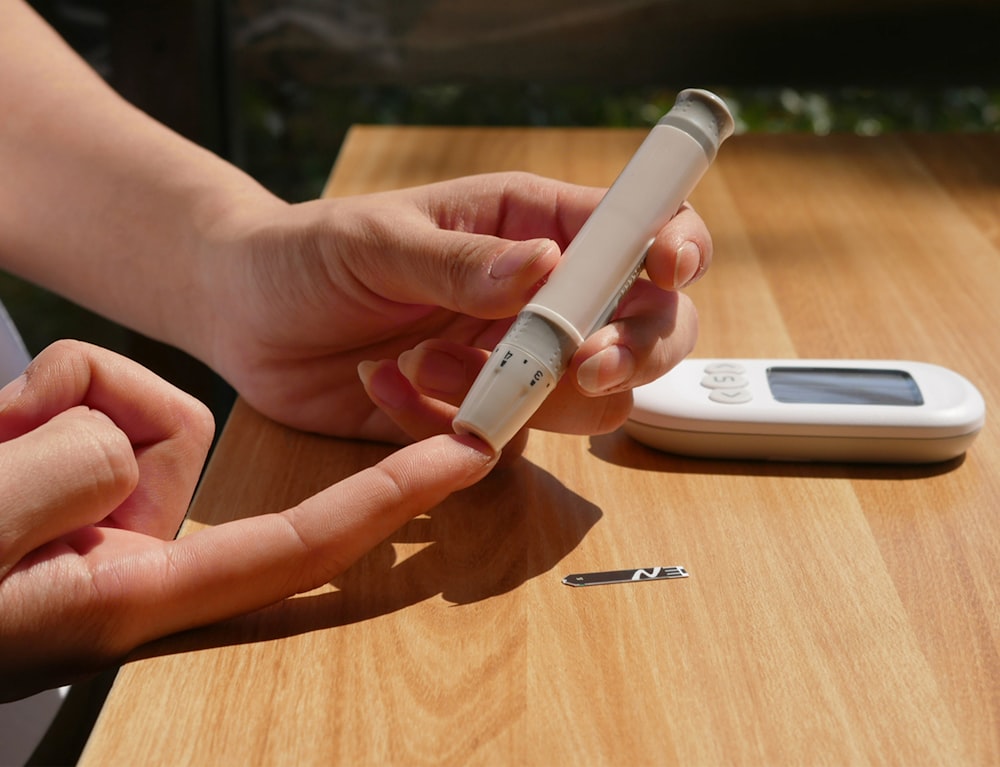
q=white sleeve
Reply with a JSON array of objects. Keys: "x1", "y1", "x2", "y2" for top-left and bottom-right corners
[{"x1": 0, "y1": 300, "x2": 30, "y2": 385}]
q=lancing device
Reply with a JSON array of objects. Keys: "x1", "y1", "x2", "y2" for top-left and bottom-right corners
[{"x1": 452, "y1": 88, "x2": 735, "y2": 451}]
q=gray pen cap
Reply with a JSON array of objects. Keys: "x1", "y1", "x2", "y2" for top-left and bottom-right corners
[{"x1": 658, "y1": 89, "x2": 735, "y2": 161}]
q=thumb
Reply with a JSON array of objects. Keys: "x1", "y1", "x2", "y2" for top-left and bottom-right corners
[
  {"x1": 345, "y1": 206, "x2": 561, "y2": 319},
  {"x1": 417, "y1": 231, "x2": 560, "y2": 319}
]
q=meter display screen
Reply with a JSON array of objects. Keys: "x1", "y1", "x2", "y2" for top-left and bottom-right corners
[{"x1": 766, "y1": 367, "x2": 924, "y2": 406}]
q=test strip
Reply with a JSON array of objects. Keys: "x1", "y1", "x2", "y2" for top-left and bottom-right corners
[{"x1": 562, "y1": 566, "x2": 689, "y2": 587}]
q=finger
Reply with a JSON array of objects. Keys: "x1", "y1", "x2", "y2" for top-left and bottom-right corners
[
  {"x1": 339, "y1": 173, "x2": 612, "y2": 319},
  {"x1": 359, "y1": 353, "x2": 532, "y2": 461},
  {"x1": 357, "y1": 358, "x2": 458, "y2": 441},
  {"x1": 0, "y1": 339, "x2": 213, "y2": 443},
  {"x1": 113, "y1": 434, "x2": 499, "y2": 643},
  {"x1": 393, "y1": 335, "x2": 610, "y2": 434},
  {"x1": 0, "y1": 340, "x2": 214, "y2": 537},
  {"x1": 396, "y1": 340, "x2": 485, "y2": 407},
  {"x1": 395, "y1": 286, "x2": 697, "y2": 437},
  {"x1": 574, "y1": 283, "x2": 698, "y2": 396},
  {"x1": 644, "y1": 202, "x2": 714, "y2": 290},
  {"x1": 353, "y1": 177, "x2": 710, "y2": 316},
  {"x1": 0, "y1": 407, "x2": 137, "y2": 575},
  {"x1": 419, "y1": 171, "x2": 603, "y2": 248},
  {"x1": 390, "y1": 338, "x2": 627, "y2": 440},
  {"x1": 355, "y1": 219, "x2": 562, "y2": 320}
]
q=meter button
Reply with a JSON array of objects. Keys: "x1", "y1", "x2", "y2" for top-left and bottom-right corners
[
  {"x1": 704, "y1": 362, "x2": 746, "y2": 375},
  {"x1": 701, "y1": 373, "x2": 748, "y2": 390},
  {"x1": 709, "y1": 388, "x2": 753, "y2": 404}
]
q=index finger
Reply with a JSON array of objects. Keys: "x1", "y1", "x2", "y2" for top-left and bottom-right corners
[
  {"x1": 421, "y1": 172, "x2": 604, "y2": 247},
  {"x1": 82, "y1": 434, "x2": 497, "y2": 654},
  {"x1": 644, "y1": 202, "x2": 714, "y2": 290}
]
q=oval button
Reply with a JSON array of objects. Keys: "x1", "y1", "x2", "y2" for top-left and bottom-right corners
[
  {"x1": 709, "y1": 388, "x2": 753, "y2": 404},
  {"x1": 704, "y1": 362, "x2": 746, "y2": 375},
  {"x1": 701, "y1": 373, "x2": 749, "y2": 389}
]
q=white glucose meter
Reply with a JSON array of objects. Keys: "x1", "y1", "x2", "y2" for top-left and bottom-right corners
[{"x1": 625, "y1": 359, "x2": 985, "y2": 463}]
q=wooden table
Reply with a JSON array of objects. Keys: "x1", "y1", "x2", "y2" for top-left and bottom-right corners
[{"x1": 80, "y1": 128, "x2": 1000, "y2": 765}]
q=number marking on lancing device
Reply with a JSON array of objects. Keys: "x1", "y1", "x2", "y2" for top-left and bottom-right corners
[
  {"x1": 496, "y1": 352, "x2": 547, "y2": 387},
  {"x1": 562, "y1": 566, "x2": 689, "y2": 587}
]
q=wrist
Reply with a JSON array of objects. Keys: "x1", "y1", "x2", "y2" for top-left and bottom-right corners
[{"x1": 175, "y1": 181, "x2": 289, "y2": 368}]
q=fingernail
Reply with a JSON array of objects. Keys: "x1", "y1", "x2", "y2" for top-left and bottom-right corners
[
  {"x1": 576, "y1": 345, "x2": 635, "y2": 394},
  {"x1": 357, "y1": 360, "x2": 411, "y2": 410},
  {"x1": 489, "y1": 238, "x2": 556, "y2": 280},
  {"x1": 674, "y1": 241, "x2": 702, "y2": 287},
  {"x1": 397, "y1": 346, "x2": 465, "y2": 396},
  {"x1": 0, "y1": 374, "x2": 26, "y2": 411},
  {"x1": 451, "y1": 432, "x2": 501, "y2": 465}
]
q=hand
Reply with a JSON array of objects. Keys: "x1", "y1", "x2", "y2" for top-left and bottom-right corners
[
  {"x1": 0, "y1": 341, "x2": 497, "y2": 700},
  {"x1": 1, "y1": 7, "x2": 710, "y2": 453},
  {"x1": 202, "y1": 172, "x2": 712, "y2": 452}
]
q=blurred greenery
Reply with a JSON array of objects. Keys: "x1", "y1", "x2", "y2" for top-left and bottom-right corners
[{"x1": 233, "y1": 83, "x2": 1000, "y2": 201}]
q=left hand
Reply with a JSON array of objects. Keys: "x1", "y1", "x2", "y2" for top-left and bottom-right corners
[
  {"x1": 0, "y1": 340, "x2": 498, "y2": 700},
  {"x1": 200, "y1": 172, "x2": 712, "y2": 453}
]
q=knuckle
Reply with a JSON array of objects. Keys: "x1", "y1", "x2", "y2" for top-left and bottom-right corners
[
  {"x1": 72, "y1": 410, "x2": 140, "y2": 499},
  {"x1": 173, "y1": 394, "x2": 216, "y2": 450}
]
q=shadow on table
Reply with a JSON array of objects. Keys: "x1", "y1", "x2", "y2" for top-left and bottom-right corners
[{"x1": 133, "y1": 456, "x2": 601, "y2": 659}]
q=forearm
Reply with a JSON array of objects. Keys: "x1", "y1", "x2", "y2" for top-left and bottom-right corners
[{"x1": 0, "y1": 1, "x2": 284, "y2": 357}]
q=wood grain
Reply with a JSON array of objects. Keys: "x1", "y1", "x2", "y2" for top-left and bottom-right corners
[{"x1": 81, "y1": 128, "x2": 1000, "y2": 765}]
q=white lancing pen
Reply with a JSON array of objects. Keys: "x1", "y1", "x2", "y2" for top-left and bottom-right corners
[{"x1": 452, "y1": 89, "x2": 735, "y2": 451}]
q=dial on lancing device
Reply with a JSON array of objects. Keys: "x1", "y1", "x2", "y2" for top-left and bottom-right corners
[{"x1": 452, "y1": 88, "x2": 736, "y2": 451}]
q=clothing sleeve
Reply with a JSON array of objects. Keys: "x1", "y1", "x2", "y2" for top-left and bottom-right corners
[{"x1": 0, "y1": 300, "x2": 30, "y2": 385}]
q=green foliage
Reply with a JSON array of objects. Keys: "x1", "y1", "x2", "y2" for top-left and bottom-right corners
[{"x1": 233, "y1": 82, "x2": 1000, "y2": 201}]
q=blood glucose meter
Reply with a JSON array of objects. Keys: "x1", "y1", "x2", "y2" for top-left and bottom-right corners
[{"x1": 625, "y1": 359, "x2": 985, "y2": 463}]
